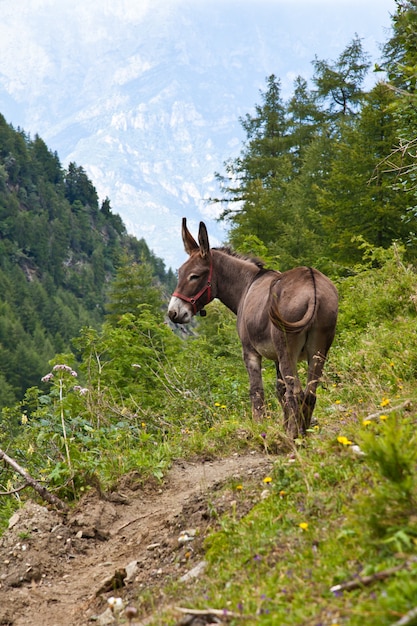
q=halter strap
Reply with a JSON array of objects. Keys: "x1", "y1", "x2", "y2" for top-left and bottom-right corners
[{"x1": 172, "y1": 260, "x2": 213, "y2": 315}]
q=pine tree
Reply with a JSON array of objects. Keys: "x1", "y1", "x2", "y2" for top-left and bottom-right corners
[
  {"x1": 312, "y1": 35, "x2": 371, "y2": 120},
  {"x1": 105, "y1": 255, "x2": 165, "y2": 325}
]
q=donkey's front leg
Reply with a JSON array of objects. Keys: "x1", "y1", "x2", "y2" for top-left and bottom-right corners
[{"x1": 243, "y1": 350, "x2": 265, "y2": 421}]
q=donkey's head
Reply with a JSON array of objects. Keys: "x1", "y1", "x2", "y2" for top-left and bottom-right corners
[{"x1": 168, "y1": 218, "x2": 213, "y2": 324}]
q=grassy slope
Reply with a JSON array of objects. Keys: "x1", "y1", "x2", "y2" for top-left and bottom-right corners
[{"x1": 1, "y1": 246, "x2": 416, "y2": 625}]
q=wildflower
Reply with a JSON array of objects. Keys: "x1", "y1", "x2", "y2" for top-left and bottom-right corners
[
  {"x1": 236, "y1": 484, "x2": 243, "y2": 491},
  {"x1": 380, "y1": 397, "x2": 390, "y2": 407},
  {"x1": 299, "y1": 522, "x2": 309, "y2": 530},
  {"x1": 107, "y1": 597, "x2": 124, "y2": 614},
  {"x1": 21, "y1": 415, "x2": 28, "y2": 425},
  {"x1": 337, "y1": 436, "x2": 353, "y2": 446},
  {"x1": 73, "y1": 385, "x2": 88, "y2": 395},
  {"x1": 362, "y1": 419, "x2": 372, "y2": 426},
  {"x1": 53, "y1": 364, "x2": 76, "y2": 375},
  {"x1": 279, "y1": 490, "x2": 287, "y2": 497},
  {"x1": 335, "y1": 400, "x2": 341, "y2": 404},
  {"x1": 263, "y1": 476, "x2": 272, "y2": 484},
  {"x1": 379, "y1": 414, "x2": 388, "y2": 421},
  {"x1": 214, "y1": 402, "x2": 221, "y2": 407},
  {"x1": 125, "y1": 606, "x2": 138, "y2": 625},
  {"x1": 41, "y1": 372, "x2": 54, "y2": 383}
]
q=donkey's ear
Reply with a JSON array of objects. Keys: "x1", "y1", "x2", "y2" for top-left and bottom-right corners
[
  {"x1": 198, "y1": 222, "x2": 211, "y2": 258},
  {"x1": 181, "y1": 218, "x2": 199, "y2": 255}
]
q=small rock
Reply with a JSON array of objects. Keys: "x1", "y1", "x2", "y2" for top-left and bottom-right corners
[
  {"x1": 178, "y1": 529, "x2": 197, "y2": 544},
  {"x1": 124, "y1": 560, "x2": 139, "y2": 583},
  {"x1": 350, "y1": 444, "x2": 365, "y2": 457},
  {"x1": 95, "y1": 568, "x2": 127, "y2": 596},
  {"x1": 179, "y1": 560, "x2": 207, "y2": 582},
  {"x1": 8, "y1": 513, "x2": 20, "y2": 529},
  {"x1": 96, "y1": 607, "x2": 116, "y2": 625}
]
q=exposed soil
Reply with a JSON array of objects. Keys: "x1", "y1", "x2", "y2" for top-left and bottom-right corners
[{"x1": 0, "y1": 452, "x2": 273, "y2": 626}]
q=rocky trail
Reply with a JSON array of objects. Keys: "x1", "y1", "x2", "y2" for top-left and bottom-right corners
[{"x1": 0, "y1": 452, "x2": 273, "y2": 626}]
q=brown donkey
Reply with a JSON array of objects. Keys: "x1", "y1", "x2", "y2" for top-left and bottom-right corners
[{"x1": 168, "y1": 219, "x2": 338, "y2": 438}]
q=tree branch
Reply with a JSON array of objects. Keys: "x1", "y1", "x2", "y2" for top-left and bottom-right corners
[
  {"x1": 363, "y1": 400, "x2": 411, "y2": 421},
  {"x1": 0, "y1": 483, "x2": 28, "y2": 496},
  {"x1": 330, "y1": 563, "x2": 408, "y2": 594},
  {"x1": 392, "y1": 606, "x2": 417, "y2": 626},
  {"x1": 0, "y1": 447, "x2": 68, "y2": 512},
  {"x1": 175, "y1": 607, "x2": 250, "y2": 622}
]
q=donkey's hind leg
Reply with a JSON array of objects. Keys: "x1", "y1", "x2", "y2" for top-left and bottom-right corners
[
  {"x1": 302, "y1": 351, "x2": 326, "y2": 430},
  {"x1": 243, "y1": 349, "x2": 266, "y2": 421},
  {"x1": 275, "y1": 339, "x2": 306, "y2": 439}
]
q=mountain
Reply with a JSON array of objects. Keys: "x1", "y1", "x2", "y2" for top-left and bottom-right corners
[{"x1": 0, "y1": 0, "x2": 394, "y2": 269}]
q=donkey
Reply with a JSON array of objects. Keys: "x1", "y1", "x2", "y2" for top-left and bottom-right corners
[{"x1": 168, "y1": 219, "x2": 338, "y2": 438}]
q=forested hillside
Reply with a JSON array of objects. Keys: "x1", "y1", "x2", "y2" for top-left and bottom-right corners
[{"x1": 0, "y1": 116, "x2": 175, "y2": 407}]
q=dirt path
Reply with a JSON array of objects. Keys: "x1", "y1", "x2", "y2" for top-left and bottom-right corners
[{"x1": 0, "y1": 452, "x2": 273, "y2": 626}]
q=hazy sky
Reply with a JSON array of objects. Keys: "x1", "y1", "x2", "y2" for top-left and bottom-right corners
[
  {"x1": 0, "y1": 0, "x2": 398, "y2": 267},
  {"x1": 0, "y1": 0, "x2": 397, "y2": 129}
]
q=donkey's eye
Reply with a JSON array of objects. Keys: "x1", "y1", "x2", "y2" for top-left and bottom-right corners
[{"x1": 189, "y1": 274, "x2": 200, "y2": 281}]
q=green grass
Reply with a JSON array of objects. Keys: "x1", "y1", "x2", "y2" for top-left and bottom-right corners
[
  {"x1": 148, "y1": 391, "x2": 417, "y2": 626},
  {"x1": 1, "y1": 246, "x2": 417, "y2": 624}
]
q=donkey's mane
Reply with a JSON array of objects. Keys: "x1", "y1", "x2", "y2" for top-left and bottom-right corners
[{"x1": 213, "y1": 246, "x2": 265, "y2": 269}]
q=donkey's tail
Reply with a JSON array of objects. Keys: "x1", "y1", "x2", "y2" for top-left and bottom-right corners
[{"x1": 269, "y1": 267, "x2": 318, "y2": 334}]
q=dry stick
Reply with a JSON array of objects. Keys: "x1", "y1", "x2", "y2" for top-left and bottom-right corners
[
  {"x1": 363, "y1": 400, "x2": 412, "y2": 421},
  {"x1": 330, "y1": 563, "x2": 408, "y2": 594},
  {"x1": 175, "y1": 607, "x2": 250, "y2": 622},
  {"x1": 0, "y1": 483, "x2": 28, "y2": 496},
  {"x1": 392, "y1": 606, "x2": 417, "y2": 626},
  {"x1": 0, "y1": 447, "x2": 68, "y2": 512}
]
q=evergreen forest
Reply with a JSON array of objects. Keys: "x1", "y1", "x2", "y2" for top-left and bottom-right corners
[
  {"x1": 0, "y1": 117, "x2": 175, "y2": 407},
  {"x1": 1, "y1": 2, "x2": 417, "y2": 625}
]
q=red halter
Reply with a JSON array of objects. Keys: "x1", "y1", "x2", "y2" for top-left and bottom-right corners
[{"x1": 172, "y1": 260, "x2": 213, "y2": 315}]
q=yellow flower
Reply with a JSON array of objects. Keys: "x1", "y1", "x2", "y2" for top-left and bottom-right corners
[
  {"x1": 263, "y1": 476, "x2": 272, "y2": 484},
  {"x1": 362, "y1": 419, "x2": 372, "y2": 426},
  {"x1": 236, "y1": 484, "x2": 243, "y2": 490},
  {"x1": 21, "y1": 414, "x2": 28, "y2": 425},
  {"x1": 220, "y1": 405, "x2": 227, "y2": 409},
  {"x1": 279, "y1": 490, "x2": 287, "y2": 497},
  {"x1": 337, "y1": 436, "x2": 353, "y2": 446},
  {"x1": 299, "y1": 522, "x2": 309, "y2": 530},
  {"x1": 379, "y1": 414, "x2": 388, "y2": 421},
  {"x1": 214, "y1": 402, "x2": 221, "y2": 407},
  {"x1": 380, "y1": 397, "x2": 390, "y2": 407},
  {"x1": 335, "y1": 400, "x2": 341, "y2": 404}
]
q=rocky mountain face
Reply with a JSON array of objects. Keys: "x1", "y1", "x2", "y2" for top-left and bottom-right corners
[{"x1": 0, "y1": 0, "x2": 391, "y2": 268}]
